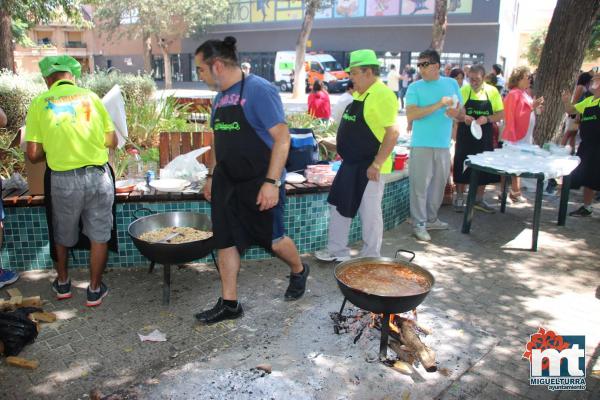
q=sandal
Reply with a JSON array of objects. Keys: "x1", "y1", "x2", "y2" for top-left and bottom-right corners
[{"x1": 509, "y1": 191, "x2": 526, "y2": 203}]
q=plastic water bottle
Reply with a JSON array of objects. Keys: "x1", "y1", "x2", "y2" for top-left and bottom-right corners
[{"x1": 127, "y1": 149, "x2": 143, "y2": 181}]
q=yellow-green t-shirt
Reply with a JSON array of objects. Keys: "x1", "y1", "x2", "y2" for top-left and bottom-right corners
[
  {"x1": 25, "y1": 80, "x2": 114, "y2": 171},
  {"x1": 353, "y1": 79, "x2": 398, "y2": 174},
  {"x1": 460, "y1": 83, "x2": 504, "y2": 114},
  {"x1": 574, "y1": 95, "x2": 600, "y2": 119}
]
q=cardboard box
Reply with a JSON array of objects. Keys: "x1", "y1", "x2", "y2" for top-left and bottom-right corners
[
  {"x1": 25, "y1": 157, "x2": 45, "y2": 195},
  {"x1": 18, "y1": 127, "x2": 45, "y2": 195}
]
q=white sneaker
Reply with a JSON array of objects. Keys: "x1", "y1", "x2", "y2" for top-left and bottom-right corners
[
  {"x1": 509, "y1": 191, "x2": 527, "y2": 203},
  {"x1": 474, "y1": 200, "x2": 496, "y2": 214},
  {"x1": 453, "y1": 196, "x2": 465, "y2": 213},
  {"x1": 314, "y1": 250, "x2": 351, "y2": 262},
  {"x1": 426, "y1": 219, "x2": 449, "y2": 230},
  {"x1": 413, "y1": 224, "x2": 431, "y2": 242}
]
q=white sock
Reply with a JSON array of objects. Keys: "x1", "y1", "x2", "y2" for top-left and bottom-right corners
[
  {"x1": 58, "y1": 278, "x2": 69, "y2": 285},
  {"x1": 89, "y1": 285, "x2": 101, "y2": 293}
]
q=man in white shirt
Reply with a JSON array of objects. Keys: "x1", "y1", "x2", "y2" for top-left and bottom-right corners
[
  {"x1": 386, "y1": 64, "x2": 400, "y2": 100},
  {"x1": 331, "y1": 81, "x2": 354, "y2": 124}
]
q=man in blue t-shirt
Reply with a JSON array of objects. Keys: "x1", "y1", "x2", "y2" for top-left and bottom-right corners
[
  {"x1": 406, "y1": 49, "x2": 464, "y2": 242},
  {"x1": 194, "y1": 36, "x2": 308, "y2": 325}
]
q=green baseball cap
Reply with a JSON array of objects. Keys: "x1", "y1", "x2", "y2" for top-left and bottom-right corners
[
  {"x1": 38, "y1": 55, "x2": 82, "y2": 78},
  {"x1": 345, "y1": 49, "x2": 379, "y2": 72}
]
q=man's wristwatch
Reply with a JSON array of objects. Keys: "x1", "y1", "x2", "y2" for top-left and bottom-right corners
[{"x1": 264, "y1": 177, "x2": 282, "y2": 187}]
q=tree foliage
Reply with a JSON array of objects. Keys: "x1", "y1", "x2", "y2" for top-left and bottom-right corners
[
  {"x1": 524, "y1": 28, "x2": 546, "y2": 67},
  {"x1": 2, "y1": 0, "x2": 86, "y2": 24},
  {"x1": 94, "y1": 0, "x2": 228, "y2": 88},
  {"x1": 588, "y1": 18, "x2": 600, "y2": 61},
  {"x1": 526, "y1": 16, "x2": 600, "y2": 67},
  {"x1": 0, "y1": 0, "x2": 89, "y2": 70},
  {"x1": 11, "y1": 18, "x2": 34, "y2": 47}
]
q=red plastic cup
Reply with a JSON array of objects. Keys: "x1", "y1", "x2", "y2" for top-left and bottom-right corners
[{"x1": 394, "y1": 154, "x2": 408, "y2": 170}]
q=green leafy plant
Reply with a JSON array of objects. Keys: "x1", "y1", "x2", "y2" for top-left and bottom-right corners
[
  {"x1": 0, "y1": 71, "x2": 46, "y2": 178},
  {"x1": 140, "y1": 147, "x2": 159, "y2": 164},
  {"x1": 111, "y1": 147, "x2": 130, "y2": 180},
  {"x1": 0, "y1": 130, "x2": 24, "y2": 179},
  {"x1": 126, "y1": 96, "x2": 192, "y2": 148}
]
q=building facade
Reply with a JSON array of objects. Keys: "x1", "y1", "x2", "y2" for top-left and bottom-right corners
[
  {"x1": 178, "y1": 0, "x2": 521, "y2": 83},
  {"x1": 17, "y1": 1, "x2": 525, "y2": 84},
  {"x1": 14, "y1": 7, "x2": 96, "y2": 74}
]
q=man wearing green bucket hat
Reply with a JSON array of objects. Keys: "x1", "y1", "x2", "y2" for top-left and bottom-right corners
[
  {"x1": 25, "y1": 55, "x2": 118, "y2": 307},
  {"x1": 316, "y1": 49, "x2": 399, "y2": 262}
]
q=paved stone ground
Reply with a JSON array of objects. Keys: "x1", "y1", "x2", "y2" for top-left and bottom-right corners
[{"x1": 1, "y1": 188, "x2": 599, "y2": 399}]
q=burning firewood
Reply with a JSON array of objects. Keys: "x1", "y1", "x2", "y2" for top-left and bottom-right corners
[
  {"x1": 398, "y1": 319, "x2": 436, "y2": 372},
  {"x1": 331, "y1": 308, "x2": 437, "y2": 373},
  {"x1": 393, "y1": 313, "x2": 432, "y2": 336}
]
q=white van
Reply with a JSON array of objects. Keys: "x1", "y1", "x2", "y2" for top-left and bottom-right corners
[{"x1": 274, "y1": 51, "x2": 350, "y2": 93}]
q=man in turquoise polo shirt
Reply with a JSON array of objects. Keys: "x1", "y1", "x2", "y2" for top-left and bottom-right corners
[
  {"x1": 25, "y1": 55, "x2": 117, "y2": 307},
  {"x1": 406, "y1": 49, "x2": 464, "y2": 242},
  {"x1": 315, "y1": 49, "x2": 399, "y2": 261}
]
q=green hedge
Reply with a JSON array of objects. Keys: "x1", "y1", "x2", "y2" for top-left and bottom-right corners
[
  {"x1": 0, "y1": 71, "x2": 46, "y2": 135},
  {"x1": 0, "y1": 70, "x2": 157, "y2": 178},
  {"x1": 0, "y1": 70, "x2": 157, "y2": 136},
  {"x1": 79, "y1": 71, "x2": 156, "y2": 106}
]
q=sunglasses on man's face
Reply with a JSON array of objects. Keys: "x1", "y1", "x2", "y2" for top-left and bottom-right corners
[{"x1": 417, "y1": 61, "x2": 433, "y2": 68}]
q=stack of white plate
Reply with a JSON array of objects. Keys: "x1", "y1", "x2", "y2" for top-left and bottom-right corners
[{"x1": 149, "y1": 178, "x2": 191, "y2": 192}]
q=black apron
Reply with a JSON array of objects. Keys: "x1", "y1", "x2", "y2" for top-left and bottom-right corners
[
  {"x1": 328, "y1": 94, "x2": 381, "y2": 218},
  {"x1": 44, "y1": 164, "x2": 118, "y2": 261},
  {"x1": 570, "y1": 98, "x2": 600, "y2": 191},
  {"x1": 454, "y1": 88, "x2": 499, "y2": 185},
  {"x1": 210, "y1": 74, "x2": 274, "y2": 253}
]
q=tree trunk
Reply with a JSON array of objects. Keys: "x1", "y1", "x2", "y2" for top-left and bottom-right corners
[
  {"x1": 0, "y1": 8, "x2": 14, "y2": 72},
  {"x1": 533, "y1": 0, "x2": 600, "y2": 144},
  {"x1": 292, "y1": 0, "x2": 319, "y2": 99},
  {"x1": 142, "y1": 33, "x2": 153, "y2": 75},
  {"x1": 430, "y1": 0, "x2": 448, "y2": 53},
  {"x1": 158, "y1": 38, "x2": 172, "y2": 90}
]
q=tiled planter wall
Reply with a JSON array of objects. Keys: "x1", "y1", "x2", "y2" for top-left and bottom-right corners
[{"x1": 1, "y1": 177, "x2": 409, "y2": 270}]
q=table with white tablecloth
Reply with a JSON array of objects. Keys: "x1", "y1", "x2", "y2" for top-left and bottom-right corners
[{"x1": 461, "y1": 144, "x2": 580, "y2": 251}]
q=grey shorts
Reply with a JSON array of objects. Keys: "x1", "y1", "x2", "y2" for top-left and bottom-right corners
[{"x1": 50, "y1": 165, "x2": 114, "y2": 246}]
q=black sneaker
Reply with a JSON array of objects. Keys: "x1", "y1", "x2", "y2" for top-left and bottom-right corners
[
  {"x1": 52, "y1": 278, "x2": 72, "y2": 300},
  {"x1": 545, "y1": 179, "x2": 558, "y2": 195},
  {"x1": 86, "y1": 282, "x2": 109, "y2": 307},
  {"x1": 569, "y1": 206, "x2": 592, "y2": 217},
  {"x1": 195, "y1": 297, "x2": 243, "y2": 325},
  {"x1": 284, "y1": 263, "x2": 310, "y2": 301}
]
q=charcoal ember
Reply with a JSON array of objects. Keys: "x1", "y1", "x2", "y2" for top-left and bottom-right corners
[
  {"x1": 0, "y1": 307, "x2": 41, "y2": 356},
  {"x1": 329, "y1": 312, "x2": 349, "y2": 334}
]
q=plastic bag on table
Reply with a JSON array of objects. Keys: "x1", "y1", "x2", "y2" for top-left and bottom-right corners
[
  {"x1": 1, "y1": 173, "x2": 28, "y2": 192},
  {"x1": 160, "y1": 147, "x2": 211, "y2": 182}
]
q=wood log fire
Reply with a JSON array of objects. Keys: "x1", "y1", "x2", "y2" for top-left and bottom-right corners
[{"x1": 395, "y1": 318, "x2": 437, "y2": 372}]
